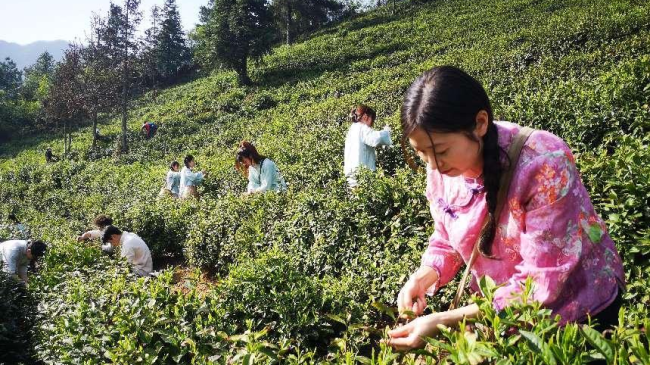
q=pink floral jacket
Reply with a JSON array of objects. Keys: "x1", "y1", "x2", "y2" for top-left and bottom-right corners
[{"x1": 422, "y1": 121, "x2": 625, "y2": 323}]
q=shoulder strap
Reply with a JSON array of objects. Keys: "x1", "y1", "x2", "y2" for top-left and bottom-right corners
[
  {"x1": 254, "y1": 159, "x2": 265, "y2": 185},
  {"x1": 449, "y1": 126, "x2": 535, "y2": 310}
]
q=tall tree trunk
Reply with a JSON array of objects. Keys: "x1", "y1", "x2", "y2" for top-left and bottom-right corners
[
  {"x1": 63, "y1": 120, "x2": 67, "y2": 157},
  {"x1": 236, "y1": 58, "x2": 251, "y2": 86},
  {"x1": 285, "y1": 2, "x2": 293, "y2": 45},
  {"x1": 91, "y1": 109, "x2": 98, "y2": 149},
  {"x1": 121, "y1": 1, "x2": 130, "y2": 153}
]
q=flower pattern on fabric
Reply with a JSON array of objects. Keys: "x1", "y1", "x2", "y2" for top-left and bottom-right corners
[
  {"x1": 509, "y1": 198, "x2": 525, "y2": 227},
  {"x1": 420, "y1": 121, "x2": 625, "y2": 324}
]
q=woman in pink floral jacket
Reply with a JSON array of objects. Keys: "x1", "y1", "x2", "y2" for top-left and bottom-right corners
[{"x1": 387, "y1": 66, "x2": 625, "y2": 351}]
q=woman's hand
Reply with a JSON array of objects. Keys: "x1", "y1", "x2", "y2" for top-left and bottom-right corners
[
  {"x1": 385, "y1": 304, "x2": 480, "y2": 352},
  {"x1": 397, "y1": 267, "x2": 439, "y2": 318},
  {"x1": 397, "y1": 278, "x2": 427, "y2": 318},
  {"x1": 384, "y1": 313, "x2": 445, "y2": 351}
]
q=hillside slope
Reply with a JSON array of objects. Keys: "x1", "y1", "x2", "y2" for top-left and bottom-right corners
[{"x1": 0, "y1": 0, "x2": 649, "y2": 363}]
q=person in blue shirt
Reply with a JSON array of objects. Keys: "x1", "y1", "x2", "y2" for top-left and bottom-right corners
[
  {"x1": 6, "y1": 214, "x2": 30, "y2": 240},
  {"x1": 343, "y1": 104, "x2": 392, "y2": 187},
  {"x1": 141, "y1": 122, "x2": 158, "y2": 139},
  {"x1": 159, "y1": 161, "x2": 181, "y2": 198},
  {"x1": 236, "y1": 141, "x2": 287, "y2": 194},
  {"x1": 180, "y1": 155, "x2": 207, "y2": 199}
]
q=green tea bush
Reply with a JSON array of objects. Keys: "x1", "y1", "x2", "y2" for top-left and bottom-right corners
[
  {"x1": 121, "y1": 199, "x2": 199, "y2": 259},
  {"x1": 185, "y1": 193, "x2": 288, "y2": 273},
  {"x1": 215, "y1": 249, "x2": 344, "y2": 346},
  {"x1": 578, "y1": 134, "x2": 650, "y2": 306},
  {"x1": 0, "y1": 273, "x2": 39, "y2": 365},
  {"x1": 399, "y1": 277, "x2": 650, "y2": 365}
]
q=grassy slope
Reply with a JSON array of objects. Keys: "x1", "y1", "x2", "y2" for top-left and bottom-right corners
[{"x1": 0, "y1": 0, "x2": 649, "y2": 362}]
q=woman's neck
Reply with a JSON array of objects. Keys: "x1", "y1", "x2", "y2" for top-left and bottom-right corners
[
  {"x1": 462, "y1": 167, "x2": 483, "y2": 179},
  {"x1": 463, "y1": 155, "x2": 484, "y2": 179}
]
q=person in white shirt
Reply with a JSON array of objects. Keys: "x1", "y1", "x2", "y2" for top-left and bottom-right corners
[
  {"x1": 159, "y1": 161, "x2": 181, "y2": 198},
  {"x1": 180, "y1": 155, "x2": 207, "y2": 199},
  {"x1": 344, "y1": 104, "x2": 392, "y2": 187},
  {"x1": 0, "y1": 239, "x2": 47, "y2": 283},
  {"x1": 101, "y1": 226, "x2": 153, "y2": 277},
  {"x1": 235, "y1": 141, "x2": 287, "y2": 194}
]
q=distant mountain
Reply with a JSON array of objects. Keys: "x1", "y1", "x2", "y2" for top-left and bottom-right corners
[{"x1": 0, "y1": 40, "x2": 69, "y2": 70}]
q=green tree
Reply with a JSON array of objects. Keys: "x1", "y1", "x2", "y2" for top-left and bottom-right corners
[
  {"x1": 82, "y1": 13, "x2": 122, "y2": 148},
  {"x1": 0, "y1": 57, "x2": 39, "y2": 140},
  {"x1": 22, "y1": 51, "x2": 56, "y2": 102},
  {"x1": 141, "y1": 0, "x2": 191, "y2": 87},
  {"x1": 0, "y1": 57, "x2": 22, "y2": 99},
  {"x1": 45, "y1": 45, "x2": 87, "y2": 157},
  {"x1": 271, "y1": 0, "x2": 345, "y2": 45},
  {"x1": 156, "y1": 0, "x2": 191, "y2": 82},
  {"x1": 98, "y1": 0, "x2": 141, "y2": 153},
  {"x1": 194, "y1": 0, "x2": 274, "y2": 85},
  {"x1": 141, "y1": 4, "x2": 163, "y2": 91},
  {"x1": 119, "y1": 0, "x2": 142, "y2": 153}
]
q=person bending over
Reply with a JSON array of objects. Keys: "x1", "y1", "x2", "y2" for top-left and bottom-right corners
[{"x1": 101, "y1": 226, "x2": 153, "y2": 277}]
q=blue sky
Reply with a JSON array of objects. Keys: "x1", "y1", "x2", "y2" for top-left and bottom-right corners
[{"x1": 0, "y1": 0, "x2": 207, "y2": 45}]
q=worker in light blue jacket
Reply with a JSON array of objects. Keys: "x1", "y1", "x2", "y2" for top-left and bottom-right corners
[
  {"x1": 3, "y1": 214, "x2": 30, "y2": 240},
  {"x1": 180, "y1": 155, "x2": 207, "y2": 199},
  {"x1": 159, "y1": 161, "x2": 181, "y2": 198},
  {"x1": 236, "y1": 141, "x2": 287, "y2": 194},
  {"x1": 344, "y1": 104, "x2": 392, "y2": 187}
]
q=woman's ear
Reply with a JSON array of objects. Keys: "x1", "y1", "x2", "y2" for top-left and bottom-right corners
[{"x1": 474, "y1": 110, "x2": 489, "y2": 138}]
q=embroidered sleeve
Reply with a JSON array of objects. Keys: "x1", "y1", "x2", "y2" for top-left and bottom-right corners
[
  {"x1": 493, "y1": 140, "x2": 584, "y2": 311},
  {"x1": 421, "y1": 217, "x2": 463, "y2": 294}
]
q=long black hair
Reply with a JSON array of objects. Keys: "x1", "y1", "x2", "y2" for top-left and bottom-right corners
[
  {"x1": 235, "y1": 141, "x2": 266, "y2": 176},
  {"x1": 184, "y1": 155, "x2": 195, "y2": 168},
  {"x1": 401, "y1": 66, "x2": 504, "y2": 257}
]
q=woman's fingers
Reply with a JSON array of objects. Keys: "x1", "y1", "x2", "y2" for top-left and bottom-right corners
[
  {"x1": 414, "y1": 294, "x2": 427, "y2": 315},
  {"x1": 387, "y1": 322, "x2": 411, "y2": 338},
  {"x1": 385, "y1": 323, "x2": 424, "y2": 351},
  {"x1": 411, "y1": 300, "x2": 421, "y2": 316},
  {"x1": 384, "y1": 336, "x2": 415, "y2": 352},
  {"x1": 398, "y1": 291, "x2": 412, "y2": 317},
  {"x1": 399, "y1": 292, "x2": 426, "y2": 318}
]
